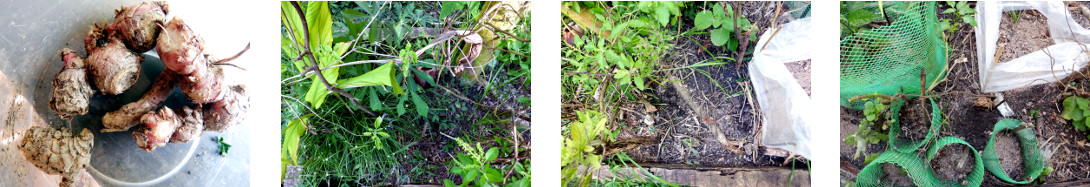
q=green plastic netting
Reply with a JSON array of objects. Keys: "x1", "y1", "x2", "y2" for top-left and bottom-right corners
[
  {"x1": 982, "y1": 119, "x2": 1046, "y2": 184},
  {"x1": 856, "y1": 136, "x2": 985, "y2": 187},
  {"x1": 840, "y1": 1, "x2": 949, "y2": 109},
  {"x1": 856, "y1": 119, "x2": 1047, "y2": 186},
  {"x1": 925, "y1": 136, "x2": 986, "y2": 186},
  {"x1": 887, "y1": 98, "x2": 942, "y2": 153}
]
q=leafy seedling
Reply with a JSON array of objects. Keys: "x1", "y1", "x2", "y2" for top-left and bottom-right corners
[
  {"x1": 939, "y1": 1, "x2": 977, "y2": 33},
  {"x1": 843, "y1": 98, "x2": 892, "y2": 158},
  {"x1": 1061, "y1": 96, "x2": 1090, "y2": 141},
  {"x1": 363, "y1": 116, "x2": 392, "y2": 150},
  {"x1": 215, "y1": 137, "x2": 231, "y2": 157},
  {"x1": 692, "y1": 2, "x2": 754, "y2": 51}
]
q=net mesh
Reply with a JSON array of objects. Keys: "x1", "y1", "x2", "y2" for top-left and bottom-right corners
[
  {"x1": 856, "y1": 136, "x2": 986, "y2": 187},
  {"x1": 981, "y1": 119, "x2": 1047, "y2": 184},
  {"x1": 840, "y1": 1, "x2": 948, "y2": 109}
]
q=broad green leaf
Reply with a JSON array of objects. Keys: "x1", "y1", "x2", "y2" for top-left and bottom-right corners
[
  {"x1": 655, "y1": 6, "x2": 671, "y2": 27},
  {"x1": 373, "y1": 136, "x2": 384, "y2": 150},
  {"x1": 303, "y1": 47, "x2": 340, "y2": 109},
  {"x1": 711, "y1": 27, "x2": 732, "y2": 46},
  {"x1": 484, "y1": 167, "x2": 503, "y2": 182},
  {"x1": 342, "y1": 9, "x2": 369, "y2": 21},
  {"x1": 634, "y1": 77, "x2": 646, "y2": 90},
  {"x1": 336, "y1": 62, "x2": 403, "y2": 94},
  {"x1": 410, "y1": 91, "x2": 429, "y2": 116},
  {"x1": 368, "y1": 88, "x2": 381, "y2": 110},
  {"x1": 410, "y1": 66, "x2": 437, "y2": 86},
  {"x1": 397, "y1": 94, "x2": 408, "y2": 116},
  {"x1": 728, "y1": 37, "x2": 739, "y2": 51},
  {"x1": 334, "y1": 42, "x2": 351, "y2": 56},
  {"x1": 693, "y1": 10, "x2": 714, "y2": 30},
  {"x1": 464, "y1": 170, "x2": 479, "y2": 184},
  {"x1": 282, "y1": 119, "x2": 307, "y2": 164},
  {"x1": 281, "y1": 2, "x2": 305, "y2": 52},
  {"x1": 304, "y1": 76, "x2": 331, "y2": 109},
  {"x1": 1078, "y1": 97, "x2": 1090, "y2": 110},
  {"x1": 305, "y1": 2, "x2": 332, "y2": 50},
  {"x1": 440, "y1": 1, "x2": 464, "y2": 19},
  {"x1": 627, "y1": 18, "x2": 651, "y2": 29},
  {"x1": 713, "y1": 4, "x2": 726, "y2": 28},
  {"x1": 1065, "y1": 108, "x2": 1083, "y2": 121},
  {"x1": 485, "y1": 147, "x2": 499, "y2": 161},
  {"x1": 443, "y1": 179, "x2": 456, "y2": 187}
]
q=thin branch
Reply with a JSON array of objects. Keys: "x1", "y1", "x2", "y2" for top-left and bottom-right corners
[
  {"x1": 495, "y1": 48, "x2": 530, "y2": 59},
  {"x1": 290, "y1": 2, "x2": 374, "y2": 116},
  {"x1": 485, "y1": 23, "x2": 530, "y2": 42}
]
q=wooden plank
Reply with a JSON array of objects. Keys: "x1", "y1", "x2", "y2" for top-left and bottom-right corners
[{"x1": 585, "y1": 166, "x2": 809, "y2": 187}]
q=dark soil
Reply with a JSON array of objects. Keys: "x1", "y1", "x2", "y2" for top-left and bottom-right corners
[
  {"x1": 898, "y1": 98, "x2": 932, "y2": 142},
  {"x1": 785, "y1": 60, "x2": 811, "y2": 96},
  {"x1": 614, "y1": 1, "x2": 807, "y2": 168},
  {"x1": 930, "y1": 144, "x2": 975, "y2": 181},
  {"x1": 995, "y1": 130, "x2": 1026, "y2": 181},
  {"x1": 881, "y1": 163, "x2": 916, "y2": 187}
]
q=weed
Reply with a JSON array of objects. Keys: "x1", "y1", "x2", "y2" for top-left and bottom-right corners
[
  {"x1": 1061, "y1": 96, "x2": 1090, "y2": 140},
  {"x1": 843, "y1": 98, "x2": 892, "y2": 159},
  {"x1": 215, "y1": 137, "x2": 231, "y2": 156},
  {"x1": 282, "y1": 1, "x2": 531, "y2": 185},
  {"x1": 561, "y1": 110, "x2": 608, "y2": 186},
  {"x1": 938, "y1": 1, "x2": 977, "y2": 34},
  {"x1": 692, "y1": 2, "x2": 755, "y2": 51},
  {"x1": 840, "y1": 1, "x2": 883, "y2": 38}
]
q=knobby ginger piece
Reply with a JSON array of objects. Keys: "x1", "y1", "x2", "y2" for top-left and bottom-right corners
[
  {"x1": 86, "y1": 37, "x2": 142, "y2": 95},
  {"x1": 101, "y1": 70, "x2": 177, "y2": 132},
  {"x1": 19, "y1": 127, "x2": 94, "y2": 187},
  {"x1": 170, "y1": 105, "x2": 204, "y2": 143},
  {"x1": 204, "y1": 84, "x2": 249, "y2": 132},
  {"x1": 105, "y1": 1, "x2": 169, "y2": 52},
  {"x1": 50, "y1": 49, "x2": 95, "y2": 119},
  {"x1": 133, "y1": 107, "x2": 180, "y2": 151},
  {"x1": 181, "y1": 65, "x2": 228, "y2": 103},
  {"x1": 156, "y1": 17, "x2": 207, "y2": 76}
]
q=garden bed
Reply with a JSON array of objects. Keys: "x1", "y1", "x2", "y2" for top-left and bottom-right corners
[
  {"x1": 603, "y1": 1, "x2": 809, "y2": 169},
  {"x1": 840, "y1": 2, "x2": 1090, "y2": 185}
]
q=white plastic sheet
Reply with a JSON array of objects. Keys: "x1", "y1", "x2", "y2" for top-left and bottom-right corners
[
  {"x1": 977, "y1": 1, "x2": 1090, "y2": 93},
  {"x1": 749, "y1": 17, "x2": 812, "y2": 159}
]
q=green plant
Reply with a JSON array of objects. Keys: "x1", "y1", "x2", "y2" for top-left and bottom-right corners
[
  {"x1": 692, "y1": 2, "x2": 755, "y2": 51},
  {"x1": 215, "y1": 136, "x2": 231, "y2": 156},
  {"x1": 843, "y1": 98, "x2": 892, "y2": 158},
  {"x1": 281, "y1": 118, "x2": 307, "y2": 181},
  {"x1": 561, "y1": 110, "x2": 609, "y2": 187},
  {"x1": 361, "y1": 116, "x2": 391, "y2": 150},
  {"x1": 634, "y1": 1, "x2": 683, "y2": 27},
  {"x1": 444, "y1": 136, "x2": 504, "y2": 187},
  {"x1": 840, "y1": 1, "x2": 882, "y2": 38},
  {"x1": 562, "y1": 1, "x2": 677, "y2": 101},
  {"x1": 1061, "y1": 96, "x2": 1090, "y2": 140},
  {"x1": 282, "y1": 1, "x2": 531, "y2": 185},
  {"x1": 1007, "y1": 10, "x2": 1022, "y2": 24},
  {"x1": 938, "y1": 1, "x2": 977, "y2": 33}
]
